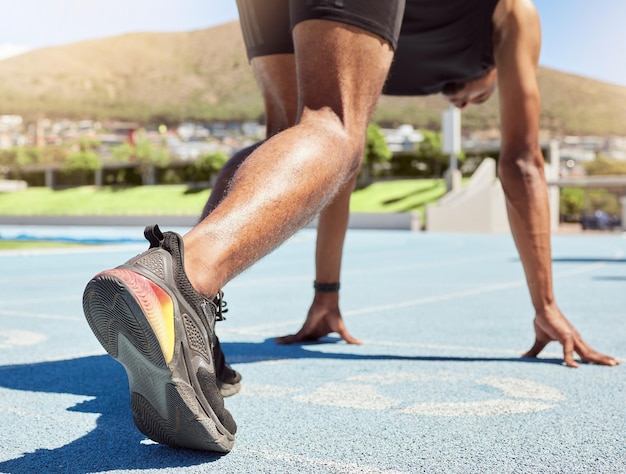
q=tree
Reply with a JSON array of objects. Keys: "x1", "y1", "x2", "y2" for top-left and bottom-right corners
[
  {"x1": 559, "y1": 156, "x2": 626, "y2": 220},
  {"x1": 111, "y1": 130, "x2": 170, "y2": 185},
  {"x1": 360, "y1": 123, "x2": 392, "y2": 185},
  {"x1": 64, "y1": 151, "x2": 101, "y2": 172},
  {"x1": 585, "y1": 155, "x2": 626, "y2": 176},
  {"x1": 0, "y1": 149, "x2": 16, "y2": 178},
  {"x1": 16, "y1": 147, "x2": 41, "y2": 168},
  {"x1": 0, "y1": 147, "x2": 41, "y2": 179},
  {"x1": 414, "y1": 130, "x2": 466, "y2": 177},
  {"x1": 560, "y1": 187, "x2": 585, "y2": 220},
  {"x1": 40, "y1": 146, "x2": 69, "y2": 165},
  {"x1": 63, "y1": 137, "x2": 102, "y2": 185},
  {"x1": 193, "y1": 151, "x2": 228, "y2": 183},
  {"x1": 415, "y1": 130, "x2": 448, "y2": 177}
]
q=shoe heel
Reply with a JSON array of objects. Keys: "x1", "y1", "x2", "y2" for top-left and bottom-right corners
[
  {"x1": 82, "y1": 269, "x2": 173, "y2": 368},
  {"x1": 131, "y1": 385, "x2": 234, "y2": 452}
]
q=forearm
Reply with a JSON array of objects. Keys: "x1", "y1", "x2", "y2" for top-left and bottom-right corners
[
  {"x1": 314, "y1": 175, "x2": 355, "y2": 285},
  {"x1": 499, "y1": 150, "x2": 555, "y2": 311}
]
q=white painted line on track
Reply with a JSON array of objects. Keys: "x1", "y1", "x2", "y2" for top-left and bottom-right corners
[
  {"x1": 0, "y1": 295, "x2": 81, "y2": 307},
  {"x1": 343, "y1": 261, "x2": 606, "y2": 318},
  {"x1": 400, "y1": 398, "x2": 557, "y2": 416},
  {"x1": 0, "y1": 274, "x2": 90, "y2": 285},
  {"x1": 242, "y1": 374, "x2": 566, "y2": 418},
  {"x1": 225, "y1": 252, "x2": 514, "y2": 288},
  {"x1": 294, "y1": 382, "x2": 401, "y2": 410},
  {"x1": 0, "y1": 330, "x2": 47, "y2": 348},
  {"x1": 479, "y1": 377, "x2": 565, "y2": 401},
  {"x1": 222, "y1": 261, "x2": 608, "y2": 335},
  {"x1": 0, "y1": 350, "x2": 107, "y2": 366},
  {"x1": 396, "y1": 377, "x2": 564, "y2": 416},
  {"x1": 0, "y1": 309, "x2": 82, "y2": 322},
  {"x1": 0, "y1": 391, "x2": 95, "y2": 421},
  {"x1": 248, "y1": 449, "x2": 410, "y2": 474},
  {"x1": 0, "y1": 244, "x2": 145, "y2": 258},
  {"x1": 238, "y1": 384, "x2": 299, "y2": 399}
]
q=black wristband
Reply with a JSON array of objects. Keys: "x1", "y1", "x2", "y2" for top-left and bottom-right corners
[{"x1": 313, "y1": 281, "x2": 340, "y2": 292}]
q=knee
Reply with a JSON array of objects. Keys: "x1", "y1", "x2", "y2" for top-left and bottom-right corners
[{"x1": 299, "y1": 107, "x2": 366, "y2": 172}]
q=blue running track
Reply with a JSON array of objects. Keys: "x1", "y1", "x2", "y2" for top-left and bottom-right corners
[{"x1": 0, "y1": 225, "x2": 624, "y2": 473}]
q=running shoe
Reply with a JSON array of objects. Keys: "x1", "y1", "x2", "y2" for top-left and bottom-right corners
[
  {"x1": 214, "y1": 336, "x2": 242, "y2": 398},
  {"x1": 210, "y1": 294, "x2": 242, "y2": 398},
  {"x1": 82, "y1": 225, "x2": 236, "y2": 452}
]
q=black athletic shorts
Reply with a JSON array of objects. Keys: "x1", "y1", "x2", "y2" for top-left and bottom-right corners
[{"x1": 236, "y1": 0, "x2": 405, "y2": 60}]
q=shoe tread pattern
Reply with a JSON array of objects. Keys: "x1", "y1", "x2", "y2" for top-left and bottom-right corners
[
  {"x1": 83, "y1": 272, "x2": 166, "y2": 369},
  {"x1": 82, "y1": 270, "x2": 235, "y2": 452}
]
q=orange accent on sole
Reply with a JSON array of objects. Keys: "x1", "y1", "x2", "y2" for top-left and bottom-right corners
[{"x1": 101, "y1": 268, "x2": 176, "y2": 364}]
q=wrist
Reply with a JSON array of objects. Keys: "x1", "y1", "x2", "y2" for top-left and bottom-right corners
[{"x1": 313, "y1": 281, "x2": 340, "y2": 292}]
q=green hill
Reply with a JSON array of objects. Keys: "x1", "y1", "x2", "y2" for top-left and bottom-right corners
[{"x1": 1, "y1": 21, "x2": 625, "y2": 135}]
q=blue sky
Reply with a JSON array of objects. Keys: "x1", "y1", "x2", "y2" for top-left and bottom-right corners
[{"x1": 1, "y1": 0, "x2": 625, "y2": 87}]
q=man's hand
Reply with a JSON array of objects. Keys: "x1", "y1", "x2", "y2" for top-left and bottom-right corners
[
  {"x1": 275, "y1": 302, "x2": 362, "y2": 345},
  {"x1": 523, "y1": 306, "x2": 620, "y2": 367}
]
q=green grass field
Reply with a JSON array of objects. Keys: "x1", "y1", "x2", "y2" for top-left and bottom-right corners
[
  {"x1": 0, "y1": 181, "x2": 449, "y2": 251},
  {"x1": 0, "y1": 180, "x2": 447, "y2": 217},
  {"x1": 0, "y1": 185, "x2": 212, "y2": 216},
  {"x1": 350, "y1": 179, "x2": 446, "y2": 214},
  {"x1": 0, "y1": 240, "x2": 90, "y2": 250}
]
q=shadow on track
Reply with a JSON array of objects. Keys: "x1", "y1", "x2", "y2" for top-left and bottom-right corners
[
  {"x1": 0, "y1": 356, "x2": 224, "y2": 474},
  {"x1": 0, "y1": 339, "x2": 562, "y2": 473},
  {"x1": 222, "y1": 338, "x2": 564, "y2": 366}
]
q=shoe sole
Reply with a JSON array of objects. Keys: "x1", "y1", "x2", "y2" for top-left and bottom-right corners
[
  {"x1": 219, "y1": 380, "x2": 241, "y2": 398},
  {"x1": 83, "y1": 268, "x2": 235, "y2": 452}
]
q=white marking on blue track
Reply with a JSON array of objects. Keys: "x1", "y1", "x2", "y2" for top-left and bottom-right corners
[
  {"x1": 242, "y1": 373, "x2": 565, "y2": 416},
  {"x1": 0, "y1": 330, "x2": 47, "y2": 348}
]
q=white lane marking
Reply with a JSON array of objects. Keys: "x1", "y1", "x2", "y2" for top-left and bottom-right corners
[
  {"x1": 239, "y1": 384, "x2": 299, "y2": 399},
  {"x1": 0, "y1": 309, "x2": 82, "y2": 322},
  {"x1": 0, "y1": 393, "x2": 96, "y2": 421},
  {"x1": 479, "y1": 377, "x2": 565, "y2": 401},
  {"x1": 249, "y1": 449, "x2": 410, "y2": 474},
  {"x1": 240, "y1": 372, "x2": 565, "y2": 417},
  {"x1": 0, "y1": 244, "x2": 145, "y2": 259},
  {"x1": 349, "y1": 372, "x2": 464, "y2": 384},
  {"x1": 399, "y1": 399, "x2": 556, "y2": 416},
  {"x1": 223, "y1": 261, "x2": 608, "y2": 335},
  {"x1": 344, "y1": 262, "x2": 606, "y2": 318},
  {"x1": 0, "y1": 330, "x2": 47, "y2": 349},
  {"x1": 294, "y1": 383, "x2": 401, "y2": 410},
  {"x1": 0, "y1": 350, "x2": 107, "y2": 366},
  {"x1": 225, "y1": 253, "x2": 513, "y2": 288},
  {"x1": 358, "y1": 341, "x2": 527, "y2": 355},
  {"x1": 399, "y1": 377, "x2": 564, "y2": 416},
  {"x1": 1, "y1": 295, "x2": 81, "y2": 309}
]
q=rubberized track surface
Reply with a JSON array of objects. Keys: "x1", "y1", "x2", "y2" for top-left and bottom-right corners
[{"x1": 0, "y1": 226, "x2": 624, "y2": 473}]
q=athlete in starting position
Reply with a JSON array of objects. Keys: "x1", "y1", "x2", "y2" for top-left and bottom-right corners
[
  {"x1": 83, "y1": 0, "x2": 407, "y2": 453},
  {"x1": 204, "y1": 0, "x2": 619, "y2": 368}
]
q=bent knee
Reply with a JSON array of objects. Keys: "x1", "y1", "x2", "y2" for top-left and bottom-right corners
[{"x1": 300, "y1": 106, "x2": 367, "y2": 146}]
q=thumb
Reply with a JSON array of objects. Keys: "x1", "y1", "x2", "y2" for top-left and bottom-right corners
[{"x1": 522, "y1": 338, "x2": 548, "y2": 358}]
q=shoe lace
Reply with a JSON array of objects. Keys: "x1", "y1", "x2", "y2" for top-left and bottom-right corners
[{"x1": 213, "y1": 290, "x2": 228, "y2": 321}]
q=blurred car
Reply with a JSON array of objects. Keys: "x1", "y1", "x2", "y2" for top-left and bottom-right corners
[{"x1": 580, "y1": 210, "x2": 622, "y2": 230}]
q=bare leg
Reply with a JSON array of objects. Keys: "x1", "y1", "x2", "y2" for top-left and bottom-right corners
[
  {"x1": 184, "y1": 20, "x2": 394, "y2": 297},
  {"x1": 205, "y1": 51, "x2": 359, "y2": 345},
  {"x1": 201, "y1": 54, "x2": 298, "y2": 219},
  {"x1": 276, "y1": 174, "x2": 361, "y2": 344}
]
